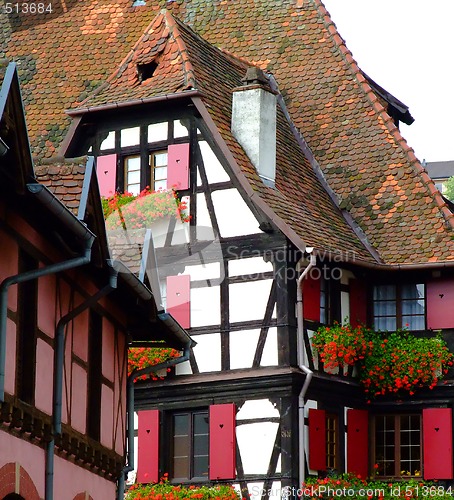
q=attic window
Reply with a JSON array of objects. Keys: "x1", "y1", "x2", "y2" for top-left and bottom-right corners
[
  {"x1": 132, "y1": 0, "x2": 146, "y2": 6},
  {"x1": 137, "y1": 62, "x2": 158, "y2": 83}
]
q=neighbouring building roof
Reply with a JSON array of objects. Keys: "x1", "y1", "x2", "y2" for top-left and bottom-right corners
[
  {"x1": 425, "y1": 161, "x2": 454, "y2": 180},
  {"x1": 2, "y1": 0, "x2": 454, "y2": 266}
]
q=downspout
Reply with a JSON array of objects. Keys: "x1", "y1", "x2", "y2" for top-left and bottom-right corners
[
  {"x1": 117, "y1": 319, "x2": 194, "y2": 500},
  {"x1": 45, "y1": 265, "x2": 119, "y2": 500},
  {"x1": 0, "y1": 184, "x2": 95, "y2": 402},
  {"x1": 296, "y1": 251, "x2": 316, "y2": 489}
]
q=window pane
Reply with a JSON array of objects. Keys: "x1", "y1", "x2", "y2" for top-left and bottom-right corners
[
  {"x1": 374, "y1": 301, "x2": 396, "y2": 316},
  {"x1": 154, "y1": 153, "x2": 168, "y2": 167},
  {"x1": 401, "y1": 284, "x2": 425, "y2": 300},
  {"x1": 174, "y1": 120, "x2": 189, "y2": 138},
  {"x1": 193, "y1": 455, "x2": 209, "y2": 477},
  {"x1": 375, "y1": 317, "x2": 396, "y2": 331},
  {"x1": 100, "y1": 131, "x2": 115, "y2": 150},
  {"x1": 127, "y1": 170, "x2": 140, "y2": 184},
  {"x1": 148, "y1": 122, "x2": 168, "y2": 142},
  {"x1": 373, "y1": 285, "x2": 396, "y2": 300},
  {"x1": 155, "y1": 166, "x2": 167, "y2": 181},
  {"x1": 193, "y1": 413, "x2": 208, "y2": 435},
  {"x1": 173, "y1": 414, "x2": 190, "y2": 479},
  {"x1": 121, "y1": 127, "x2": 140, "y2": 147},
  {"x1": 125, "y1": 156, "x2": 140, "y2": 170},
  {"x1": 403, "y1": 315, "x2": 425, "y2": 330},
  {"x1": 154, "y1": 180, "x2": 167, "y2": 191}
]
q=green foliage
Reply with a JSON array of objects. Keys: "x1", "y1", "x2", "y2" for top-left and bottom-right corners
[
  {"x1": 102, "y1": 188, "x2": 189, "y2": 230},
  {"x1": 126, "y1": 477, "x2": 240, "y2": 499},
  {"x1": 359, "y1": 329, "x2": 453, "y2": 398},
  {"x1": 313, "y1": 325, "x2": 454, "y2": 399},
  {"x1": 303, "y1": 474, "x2": 450, "y2": 500},
  {"x1": 312, "y1": 323, "x2": 373, "y2": 371},
  {"x1": 443, "y1": 176, "x2": 454, "y2": 202}
]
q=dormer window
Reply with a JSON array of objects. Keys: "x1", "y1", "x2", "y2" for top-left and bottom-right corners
[
  {"x1": 96, "y1": 120, "x2": 189, "y2": 197},
  {"x1": 137, "y1": 61, "x2": 158, "y2": 83}
]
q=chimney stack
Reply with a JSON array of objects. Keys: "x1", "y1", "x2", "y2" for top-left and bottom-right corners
[{"x1": 231, "y1": 67, "x2": 277, "y2": 187}]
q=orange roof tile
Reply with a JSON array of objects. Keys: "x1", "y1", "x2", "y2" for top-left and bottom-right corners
[{"x1": 2, "y1": 0, "x2": 454, "y2": 266}]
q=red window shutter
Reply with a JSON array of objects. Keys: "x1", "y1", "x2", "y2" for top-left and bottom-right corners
[
  {"x1": 309, "y1": 408, "x2": 326, "y2": 471},
  {"x1": 347, "y1": 409, "x2": 368, "y2": 478},
  {"x1": 349, "y1": 279, "x2": 367, "y2": 327},
  {"x1": 96, "y1": 154, "x2": 117, "y2": 197},
  {"x1": 427, "y1": 280, "x2": 454, "y2": 330},
  {"x1": 209, "y1": 403, "x2": 236, "y2": 480},
  {"x1": 423, "y1": 408, "x2": 453, "y2": 479},
  {"x1": 137, "y1": 409, "x2": 160, "y2": 484},
  {"x1": 167, "y1": 143, "x2": 190, "y2": 190},
  {"x1": 303, "y1": 275, "x2": 320, "y2": 322},
  {"x1": 166, "y1": 275, "x2": 190, "y2": 328}
]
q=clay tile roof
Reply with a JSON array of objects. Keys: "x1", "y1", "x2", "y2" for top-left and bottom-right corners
[
  {"x1": 3, "y1": 0, "x2": 454, "y2": 266},
  {"x1": 34, "y1": 157, "x2": 87, "y2": 216}
]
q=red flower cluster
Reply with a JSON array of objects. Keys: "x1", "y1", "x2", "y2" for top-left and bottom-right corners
[
  {"x1": 312, "y1": 323, "x2": 373, "y2": 371},
  {"x1": 128, "y1": 347, "x2": 181, "y2": 381},
  {"x1": 359, "y1": 330, "x2": 453, "y2": 398},
  {"x1": 102, "y1": 187, "x2": 190, "y2": 230},
  {"x1": 126, "y1": 475, "x2": 240, "y2": 499}
]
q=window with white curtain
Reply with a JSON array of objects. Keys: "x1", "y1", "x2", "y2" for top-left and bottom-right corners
[{"x1": 373, "y1": 284, "x2": 425, "y2": 331}]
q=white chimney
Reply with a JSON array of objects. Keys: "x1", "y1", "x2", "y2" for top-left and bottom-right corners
[{"x1": 231, "y1": 68, "x2": 277, "y2": 186}]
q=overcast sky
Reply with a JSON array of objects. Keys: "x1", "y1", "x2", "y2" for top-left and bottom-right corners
[{"x1": 321, "y1": 0, "x2": 454, "y2": 163}]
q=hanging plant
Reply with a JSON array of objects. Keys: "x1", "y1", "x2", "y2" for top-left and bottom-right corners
[
  {"x1": 127, "y1": 475, "x2": 241, "y2": 499},
  {"x1": 128, "y1": 347, "x2": 181, "y2": 382},
  {"x1": 359, "y1": 329, "x2": 453, "y2": 398},
  {"x1": 313, "y1": 324, "x2": 454, "y2": 398},
  {"x1": 102, "y1": 187, "x2": 190, "y2": 230},
  {"x1": 312, "y1": 323, "x2": 374, "y2": 371}
]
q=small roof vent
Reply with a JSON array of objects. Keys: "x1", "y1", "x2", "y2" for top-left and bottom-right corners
[{"x1": 137, "y1": 61, "x2": 158, "y2": 83}]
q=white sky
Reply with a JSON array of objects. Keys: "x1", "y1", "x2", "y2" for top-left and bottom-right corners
[{"x1": 321, "y1": 0, "x2": 454, "y2": 162}]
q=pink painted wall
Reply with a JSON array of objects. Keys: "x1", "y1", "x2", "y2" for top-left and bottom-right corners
[
  {"x1": 0, "y1": 430, "x2": 117, "y2": 499},
  {"x1": 37, "y1": 274, "x2": 56, "y2": 337},
  {"x1": 0, "y1": 431, "x2": 45, "y2": 495},
  {"x1": 5, "y1": 318, "x2": 16, "y2": 396},
  {"x1": 114, "y1": 331, "x2": 127, "y2": 455},
  {"x1": 102, "y1": 319, "x2": 115, "y2": 383},
  {"x1": 0, "y1": 228, "x2": 18, "y2": 312},
  {"x1": 71, "y1": 362, "x2": 88, "y2": 434},
  {"x1": 54, "y1": 451, "x2": 116, "y2": 499},
  {"x1": 101, "y1": 385, "x2": 114, "y2": 449},
  {"x1": 72, "y1": 309, "x2": 89, "y2": 362},
  {"x1": 35, "y1": 339, "x2": 54, "y2": 414}
]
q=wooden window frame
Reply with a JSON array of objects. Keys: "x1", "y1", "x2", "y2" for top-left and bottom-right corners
[
  {"x1": 326, "y1": 412, "x2": 339, "y2": 471},
  {"x1": 371, "y1": 414, "x2": 422, "y2": 478},
  {"x1": 372, "y1": 283, "x2": 426, "y2": 331},
  {"x1": 170, "y1": 409, "x2": 209, "y2": 483},
  {"x1": 97, "y1": 119, "x2": 191, "y2": 195}
]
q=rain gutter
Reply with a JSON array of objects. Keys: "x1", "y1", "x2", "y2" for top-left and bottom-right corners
[
  {"x1": 296, "y1": 252, "x2": 316, "y2": 487},
  {"x1": 0, "y1": 184, "x2": 95, "y2": 402},
  {"x1": 45, "y1": 264, "x2": 118, "y2": 500}
]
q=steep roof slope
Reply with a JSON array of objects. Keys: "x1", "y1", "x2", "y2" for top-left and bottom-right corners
[
  {"x1": 77, "y1": 11, "x2": 372, "y2": 262},
  {"x1": 2, "y1": 0, "x2": 453, "y2": 265}
]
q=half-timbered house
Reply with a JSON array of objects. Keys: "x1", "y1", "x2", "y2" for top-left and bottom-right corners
[
  {"x1": 3, "y1": 1, "x2": 454, "y2": 498},
  {"x1": 0, "y1": 62, "x2": 191, "y2": 499}
]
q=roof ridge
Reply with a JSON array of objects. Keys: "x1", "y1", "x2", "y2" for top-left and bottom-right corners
[
  {"x1": 165, "y1": 11, "x2": 197, "y2": 90},
  {"x1": 314, "y1": 0, "x2": 454, "y2": 231}
]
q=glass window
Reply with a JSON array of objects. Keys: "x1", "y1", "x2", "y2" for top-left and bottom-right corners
[
  {"x1": 172, "y1": 411, "x2": 209, "y2": 480},
  {"x1": 326, "y1": 413, "x2": 339, "y2": 470},
  {"x1": 373, "y1": 284, "x2": 425, "y2": 331},
  {"x1": 151, "y1": 151, "x2": 168, "y2": 191},
  {"x1": 124, "y1": 155, "x2": 141, "y2": 195},
  {"x1": 374, "y1": 414, "x2": 421, "y2": 477}
]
